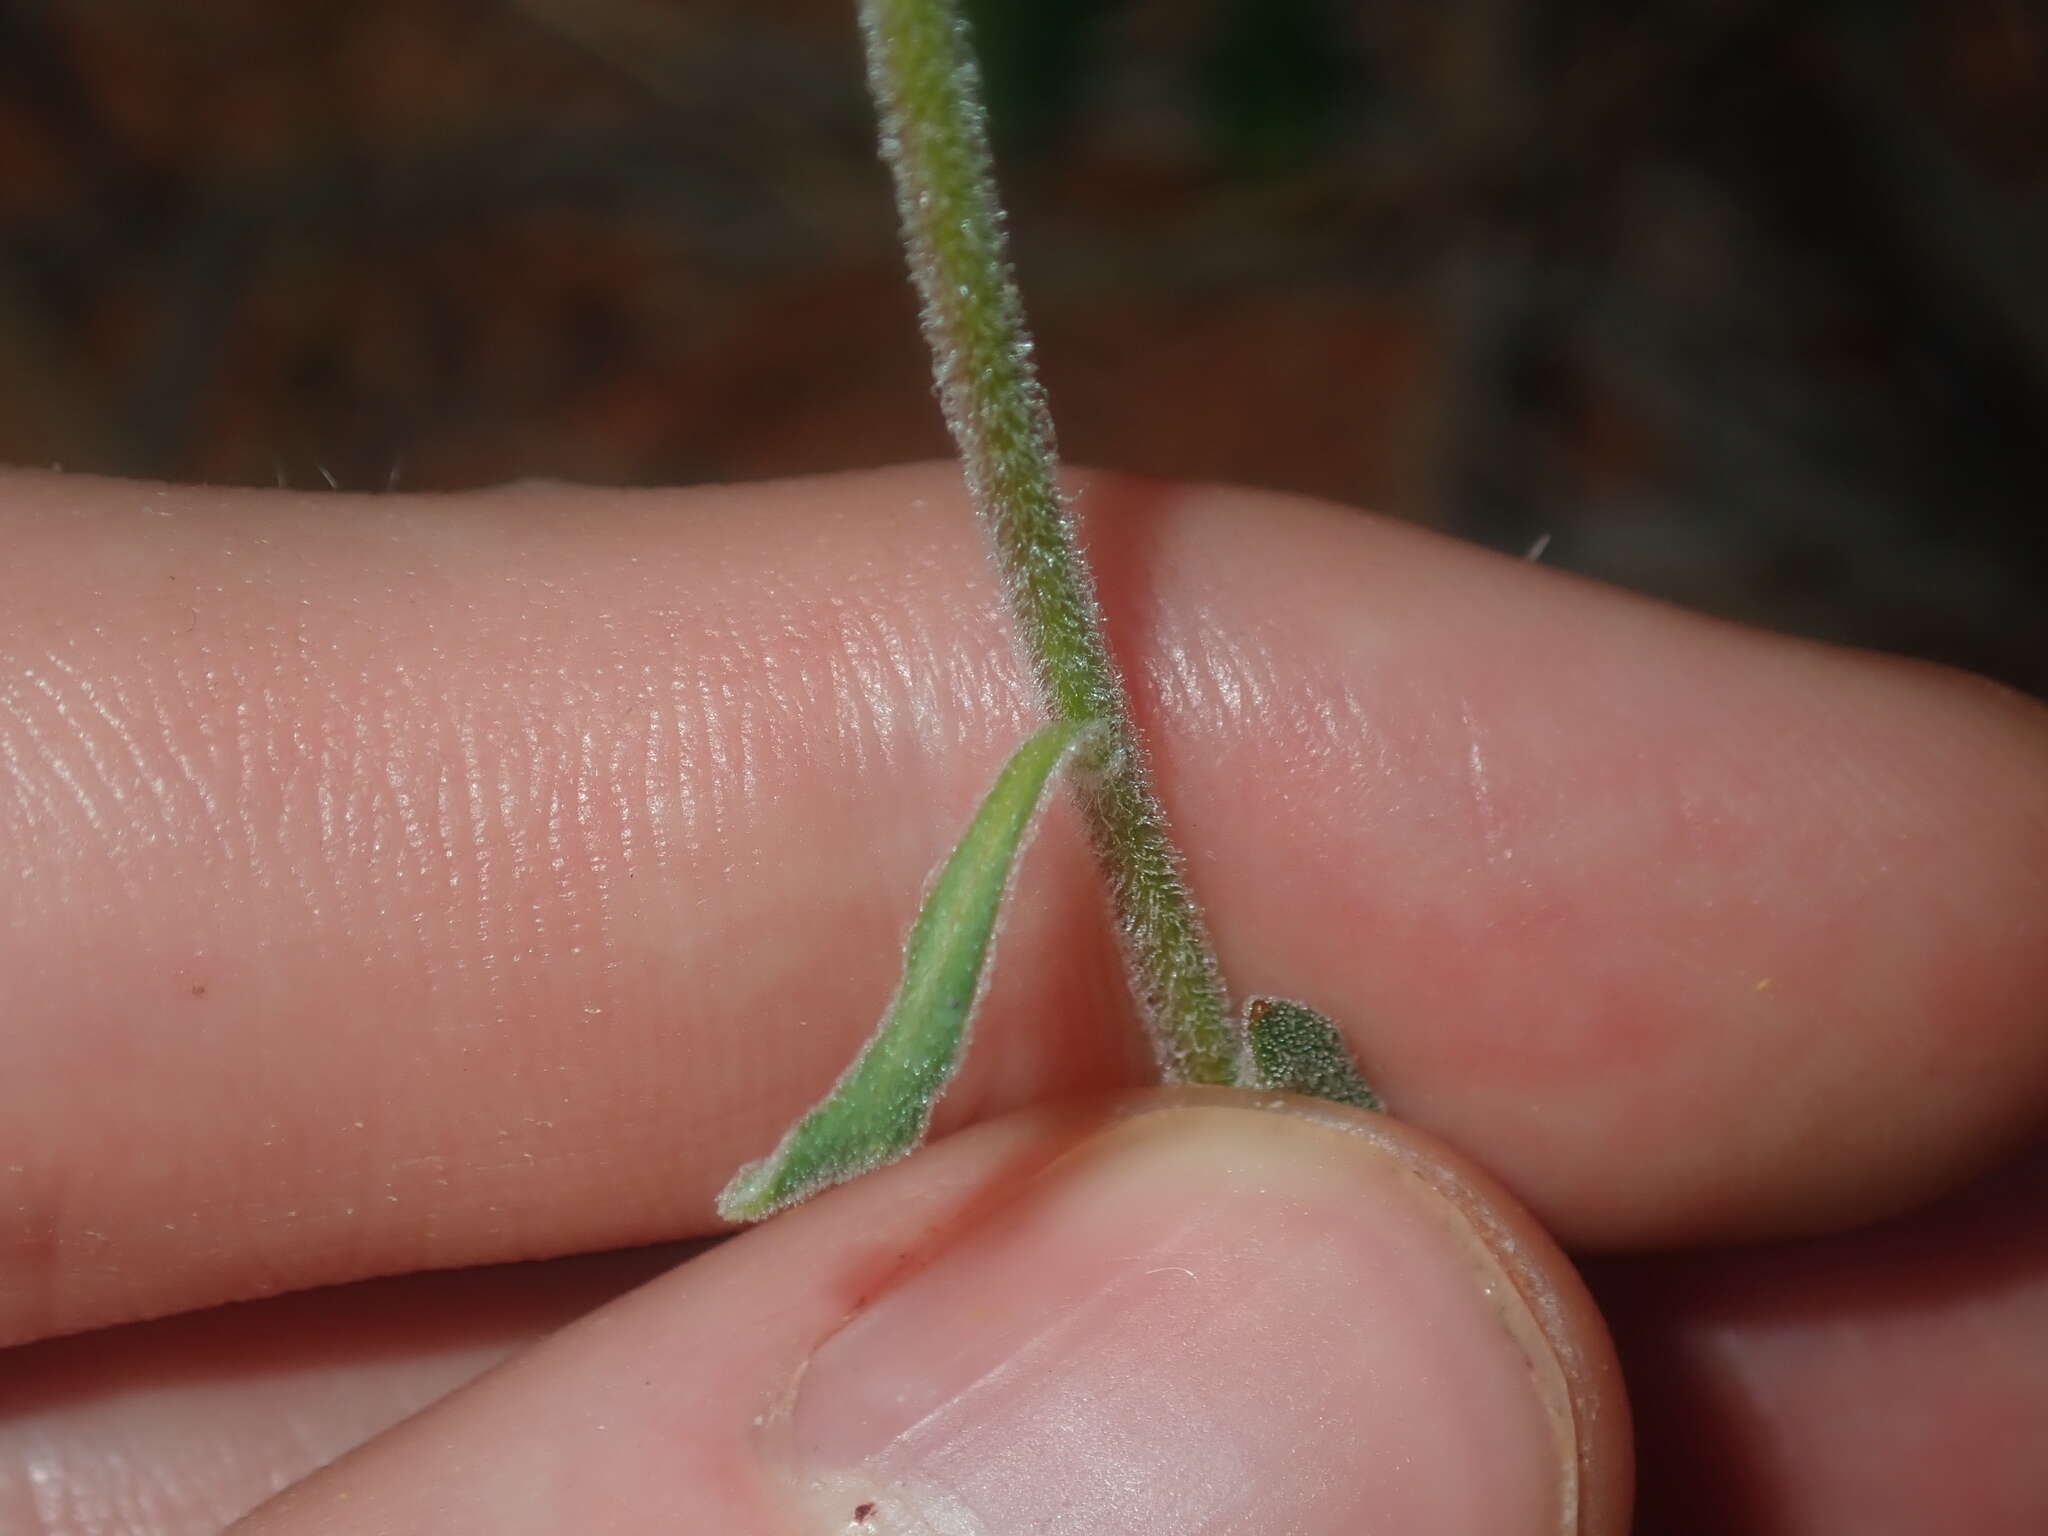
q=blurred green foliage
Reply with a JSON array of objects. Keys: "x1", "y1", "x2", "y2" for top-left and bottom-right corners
[{"x1": 962, "y1": 0, "x2": 1350, "y2": 170}]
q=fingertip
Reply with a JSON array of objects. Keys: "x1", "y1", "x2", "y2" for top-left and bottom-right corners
[
  {"x1": 1099, "y1": 476, "x2": 2048, "y2": 1247},
  {"x1": 235, "y1": 1091, "x2": 1632, "y2": 1535}
]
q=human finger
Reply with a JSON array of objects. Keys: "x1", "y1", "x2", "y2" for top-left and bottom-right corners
[
  {"x1": 4, "y1": 464, "x2": 2044, "y2": 1342},
  {"x1": 1591, "y1": 1142, "x2": 2048, "y2": 1534},
  {"x1": 0, "y1": 1246, "x2": 684, "y2": 1535},
  {"x1": 230, "y1": 1093, "x2": 1632, "y2": 1536}
]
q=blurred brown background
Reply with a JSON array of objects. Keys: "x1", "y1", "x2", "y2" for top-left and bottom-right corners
[{"x1": 1, "y1": 0, "x2": 2043, "y2": 690}]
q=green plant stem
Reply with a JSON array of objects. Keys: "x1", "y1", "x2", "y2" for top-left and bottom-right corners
[{"x1": 858, "y1": 0, "x2": 1238, "y2": 1083}]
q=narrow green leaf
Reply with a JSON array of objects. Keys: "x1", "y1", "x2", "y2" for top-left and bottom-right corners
[
  {"x1": 717, "y1": 719, "x2": 1099, "y2": 1222},
  {"x1": 1243, "y1": 997, "x2": 1383, "y2": 1112}
]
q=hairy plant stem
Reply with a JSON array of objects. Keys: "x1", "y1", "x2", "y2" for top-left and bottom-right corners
[{"x1": 858, "y1": 0, "x2": 1239, "y2": 1084}]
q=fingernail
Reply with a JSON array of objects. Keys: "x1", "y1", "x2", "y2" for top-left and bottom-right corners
[{"x1": 777, "y1": 1103, "x2": 1579, "y2": 1534}]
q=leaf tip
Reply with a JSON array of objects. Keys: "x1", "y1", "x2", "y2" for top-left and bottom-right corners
[
  {"x1": 1243, "y1": 996, "x2": 1383, "y2": 1112},
  {"x1": 714, "y1": 1160, "x2": 780, "y2": 1225}
]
